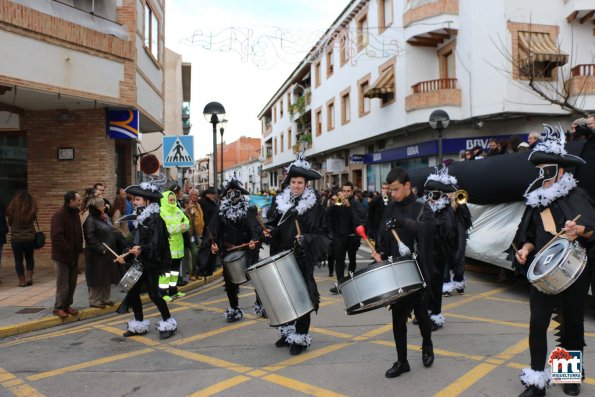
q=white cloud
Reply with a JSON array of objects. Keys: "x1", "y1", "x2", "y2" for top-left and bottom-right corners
[{"x1": 165, "y1": 0, "x2": 349, "y2": 158}]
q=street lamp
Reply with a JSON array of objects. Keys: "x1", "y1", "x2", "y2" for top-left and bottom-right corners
[
  {"x1": 203, "y1": 102, "x2": 226, "y2": 202},
  {"x1": 429, "y1": 109, "x2": 450, "y2": 165},
  {"x1": 219, "y1": 118, "x2": 228, "y2": 188}
]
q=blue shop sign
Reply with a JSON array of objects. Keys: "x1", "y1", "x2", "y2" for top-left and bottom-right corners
[{"x1": 363, "y1": 134, "x2": 528, "y2": 164}]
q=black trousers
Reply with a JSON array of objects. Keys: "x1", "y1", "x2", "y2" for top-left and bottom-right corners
[
  {"x1": 334, "y1": 235, "x2": 360, "y2": 282},
  {"x1": 430, "y1": 255, "x2": 447, "y2": 315},
  {"x1": 295, "y1": 312, "x2": 311, "y2": 335},
  {"x1": 391, "y1": 292, "x2": 433, "y2": 363},
  {"x1": 128, "y1": 266, "x2": 171, "y2": 321},
  {"x1": 11, "y1": 240, "x2": 35, "y2": 275},
  {"x1": 529, "y1": 268, "x2": 591, "y2": 371},
  {"x1": 223, "y1": 266, "x2": 240, "y2": 309}
]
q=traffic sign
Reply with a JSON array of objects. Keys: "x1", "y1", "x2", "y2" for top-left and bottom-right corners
[{"x1": 163, "y1": 136, "x2": 194, "y2": 167}]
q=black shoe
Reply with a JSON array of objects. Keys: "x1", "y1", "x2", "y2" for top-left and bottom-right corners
[
  {"x1": 442, "y1": 291, "x2": 451, "y2": 297},
  {"x1": 431, "y1": 322, "x2": 443, "y2": 332},
  {"x1": 275, "y1": 337, "x2": 289, "y2": 348},
  {"x1": 177, "y1": 280, "x2": 188, "y2": 287},
  {"x1": 412, "y1": 317, "x2": 419, "y2": 325},
  {"x1": 289, "y1": 344, "x2": 306, "y2": 355},
  {"x1": 159, "y1": 330, "x2": 176, "y2": 340},
  {"x1": 330, "y1": 286, "x2": 339, "y2": 294},
  {"x1": 563, "y1": 383, "x2": 581, "y2": 396},
  {"x1": 456, "y1": 288, "x2": 464, "y2": 295},
  {"x1": 518, "y1": 385, "x2": 546, "y2": 397},
  {"x1": 227, "y1": 316, "x2": 240, "y2": 323},
  {"x1": 123, "y1": 330, "x2": 147, "y2": 337},
  {"x1": 422, "y1": 345, "x2": 434, "y2": 367},
  {"x1": 385, "y1": 361, "x2": 410, "y2": 378}
]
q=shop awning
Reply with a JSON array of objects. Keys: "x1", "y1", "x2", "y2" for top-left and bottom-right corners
[
  {"x1": 518, "y1": 31, "x2": 568, "y2": 67},
  {"x1": 365, "y1": 67, "x2": 395, "y2": 98}
]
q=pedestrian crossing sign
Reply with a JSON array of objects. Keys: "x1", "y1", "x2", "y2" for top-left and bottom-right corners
[{"x1": 162, "y1": 136, "x2": 194, "y2": 167}]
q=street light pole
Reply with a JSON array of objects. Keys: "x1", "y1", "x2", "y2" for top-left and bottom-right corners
[
  {"x1": 203, "y1": 102, "x2": 226, "y2": 203},
  {"x1": 429, "y1": 109, "x2": 450, "y2": 166},
  {"x1": 219, "y1": 119, "x2": 227, "y2": 189}
]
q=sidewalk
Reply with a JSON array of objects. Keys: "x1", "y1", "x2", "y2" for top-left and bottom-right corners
[{"x1": 0, "y1": 256, "x2": 222, "y2": 338}]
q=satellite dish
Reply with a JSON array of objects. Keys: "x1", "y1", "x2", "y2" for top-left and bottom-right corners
[{"x1": 140, "y1": 154, "x2": 160, "y2": 175}]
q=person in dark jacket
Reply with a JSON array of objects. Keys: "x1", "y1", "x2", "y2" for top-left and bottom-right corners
[
  {"x1": 117, "y1": 181, "x2": 178, "y2": 340},
  {"x1": 50, "y1": 191, "x2": 83, "y2": 318},
  {"x1": 0, "y1": 202, "x2": 8, "y2": 285},
  {"x1": 264, "y1": 153, "x2": 331, "y2": 355},
  {"x1": 368, "y1": 183, "x2": 390, "y2": 241},
  {"x1": 7, "y1": 191, "x2": 37, "y2": 287},
  {"x1": 83, "y1": 198, "x2": 127, "y2": 308},
  {"x1": 198, "y1": 186, "x2": 218, "y2": 276}
]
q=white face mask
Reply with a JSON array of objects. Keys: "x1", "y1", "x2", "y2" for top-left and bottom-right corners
[{"x1": 525, "y1": 164, "x2": 558, "y2": 195}]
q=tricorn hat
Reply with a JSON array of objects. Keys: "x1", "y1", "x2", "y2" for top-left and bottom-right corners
[
  {"x1": 528, "y1": 124, "x2": 586, "y2": 168},
  {"x1": 424, "y1": 166, "x2": 457, "y2": 193},
  {"x1": 222, "y1": 175, "x2": 249, "y2": 196},
  {"x1": 281, "y1": 153, "x2": 322, "y2": 188},
  {"x1": 125, "y1": 181, "x2": 163, "y2": 201}
]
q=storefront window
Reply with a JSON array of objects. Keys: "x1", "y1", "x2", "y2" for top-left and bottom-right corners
[{"x1": 0, "y1": 133, "x2": 27, "y2": 206}]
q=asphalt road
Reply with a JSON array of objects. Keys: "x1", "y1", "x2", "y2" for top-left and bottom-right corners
[{"x1": 1, "y1": 247, "x2": 594, "y2": 397}]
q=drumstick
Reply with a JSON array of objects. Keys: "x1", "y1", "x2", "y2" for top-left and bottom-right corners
[
  {"x1": 256, "y1": 215, "x2": 269, "y2": 233},
  {"x1": 227, "y1": 241, "x2": 258, "y2": 251},
  {"x1": 102, "y1": 243, "x2": 131, "y2": 263},
  {"x1": 390, "y1": 229, "x2": 411, "y2": 257},
  {"x1": 355, "y1": 225, "x2": 375, "y2": 252},
  {"x1": 536, "y1": 214, "x2": 581, "y2": 256},
  {"x1": 295, "y1": 219, "x2": 302, "y2": 236}
]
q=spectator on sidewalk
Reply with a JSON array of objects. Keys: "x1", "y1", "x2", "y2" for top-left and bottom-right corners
[
  {"x1": 7, "y1": 191, "x2": 37, "y2": 287},
  {"x1": 185, "y1": 190, "x2": 204, "y2": 280},
  {"x1": 50, "y1": 191, "x2": 83, "y2": 319},
  {"x1": 93, "y1": 183, "x2": 112, "y2": 217},
  {"x1": 112, "y1": 187, "x2": 131, "y2": 239},
  {"x1": 83, "y1": 198, "x2": 126, "y2": 308},
  {"x1": 0, "y1": 202, "x2": 9, "y2": 285},
  {"x1": 527, "y1": 131, "x2": 541, "y2": 149}
]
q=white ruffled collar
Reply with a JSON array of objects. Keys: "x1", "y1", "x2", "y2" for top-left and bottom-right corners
[
  {"x1": 425, "y1": 195, "x2": 450, "y2": 213},
  {"x1": 524, "y1": 172, "x2": 577, "y2": 208},
  {"x1": 219, "y1": 196, "x2": 249, "y2": 223},
  {"x1": 134, "y1": 203, "x2": 160, "y2": 227},
  {"x1": 275, "y1": 186, "x2": 317, "y2": 215}
]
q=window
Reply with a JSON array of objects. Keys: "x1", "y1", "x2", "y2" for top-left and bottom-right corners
[
  {"x1": 280, "y1": 134, "x2": 284, "y2": 152},
  {"x1": 274, "y1": 137, "x2": 277, "y2": 155},
  {"x1": 357, "y1": 14, "x2": 368, "y2": 51},
  {"x1": 358, "y1": 74, "x2": 371, "y2": 117},
  {"x1": 378, "y1": 0, "x2": 393, "y2": 33},
  {"x1": 314, "y1": 61, "x2": 321, "y2": 88},
  {"x1": 144, "y1": 3, "x2": 160, "y2": 60},
  {"x1": 341, "y1": 88, "x2": 351, "y2": 125},
  {"x1": 315, "y1": 107, "x2": 323, "y2": 136},
  {"x1": 288, "y1": 128, "x2": 292, "y2": 150},
  {"x1": 438, "y1": 41, "x2": 457, "y2": 79},
  {"x1": 326, "y1": 46, "x2": 334, "y2": 78},
  {"x1": 340, "y1": 31, "x2": 349, "y2": 66},
  {"x1": 280, "y1": 99, "x2": 284, "y2": 118},
  {"x1": 287, "y1": 92, "x2": 291, "y2": 108},
  {"x1": 327, "y1": 98, "x2": 335, "y2": 132},
  {"x1": 273, "y1": 105, "x2": 276, "y2": 123}
]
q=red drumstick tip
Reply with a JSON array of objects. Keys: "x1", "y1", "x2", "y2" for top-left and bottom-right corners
[{"x1": 355, "y1": 225, "x2": 367, "y2": 239}]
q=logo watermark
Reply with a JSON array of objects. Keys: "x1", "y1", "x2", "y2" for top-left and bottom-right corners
[{"x1": 549, "y1": 347, "x2": 582, "y2": 384}]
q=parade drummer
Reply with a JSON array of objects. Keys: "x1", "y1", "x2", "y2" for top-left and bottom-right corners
[
  {"x1": 117, "y1": 180, "x2": 178, "y2": 340},
  {"x1": 512, "y1": 124, "x2": 595, "y2": 397},
  {"x1": 442, "y1": 189, "x2": 472, "y2": 296},
  {"x1": 209, "y1": 177, "x2": 261, "y2": 322},
  {"x1": 263, "y1": 153, "x2": 331, "y2": 356},
  {"x1": 423, "y1": 167, "x2": 458, "y2": 331},
  {"x1": 372, "y1": 167, "x2": 435, "y2": 378}
]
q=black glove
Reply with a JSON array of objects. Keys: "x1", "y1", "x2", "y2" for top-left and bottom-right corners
[{"x1": 384, "y1": 217, "x2": 401, "y2": 231}]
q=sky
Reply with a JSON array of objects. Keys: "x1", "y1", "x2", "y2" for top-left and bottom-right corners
[{"x1": 164, "y1": 0, "x2": 350, "y2": 158}]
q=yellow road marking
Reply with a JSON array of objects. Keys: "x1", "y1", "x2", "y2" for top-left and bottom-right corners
[
  {"x1": 446, "y1": 312, "x2": 529, "y2": 329},
  {"x1": 486, "y1": 358, "x2": 505, "y2": 365},
  {"x1": 163, "y1": 347, "x2": 252, "y2": 373},
  {"x1": 247, "y1": 369, "x2": 268, "y2": 377},
  {"x1": 494, "y1": 338, "x2": 528, "y2": 361},
  {"x1": 485, "y1": 296, "x2": 529, "y2": 305},
  {"x1": 435, "y1": 363, "x2": 498, "y2": 397},
  {"x1": 309, "y1": 327, "x2": 355, "y2": 340},
  {"x1": 171, "y1": 320, "x2": 258, "y2": 346},
  {"x1": 443, "y1": 286, "x2": 514, "y2": 311},
  {"x1": 188, "y1": 375, "x2": 251, "y2": 397},
  {"x1": 97, "y1": 325, "x2": 162, "y2": 346},
  {"x1": 27, "y1": 348, "x2": 153, "y2": 381},
  {"x1": 263, "y1": 342, "x2": 354, "y2": 371},
  {"x1": 0, "y1": 326, "x2": 94, "y2": 350},
  {"x1": 372, "y1": 340, "x2": 485, "y2": 362},
  {"x1": 263, "y1": 373, "x2": 348, "y2": 397},
  {"x1": 0, "y1": 368, "x2": 16, "y2": 383},
  {"x1": 7, "y1": 382, "x2": 46, "y2": 397},
  {"x1": 360, "y1": 323, "x2": 392, "y2": 338},
  {"x1": 201, "y1": 292, "x2": 255, "y2": 306}
]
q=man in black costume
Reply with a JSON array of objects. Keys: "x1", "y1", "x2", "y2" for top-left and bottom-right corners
[
  {"x1": 512, "y1": 124, "x2": 595, "y2": 397},
  {"x1": 372, "y1": 167, "x2": 435, "y2": 378},
  {"x1": 327, "y1": 181, "x2": 367, "y2": 294},
  {"x1": 198, "y1": 186, "x2": 218, "y2": 277},
  {"x1": 423, "y1": 167, "x2": 458, "y2": 331},
  {"x1": 118, "y1": 181, "x2": 177, "y2": 340},
  {"x1": 209, "y1": 177, "x2": 261, "y2": 322},
  {"x1": 264, "y1": 154, "x2": 331, "y2": 355},
  {"x1": 443, "y1": 192, "x2": 472, "y2": 296},
  {"x1": 368, "y1": 183, "x2": 390, "y2": 241}
]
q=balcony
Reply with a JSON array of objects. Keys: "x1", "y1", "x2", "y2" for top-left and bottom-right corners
[
  {"x1": 405, "y1": 78, "x2": 461, "y2": 111},
  {"x1": 263, "y1": 121, "x2": 272, "y2": 137},
  {"x1": 403, "y1": 0, "x2": 458, "y2": 28},
  {"x1": 565, "y1": 64, "x2": 595, "y2": 96},
  {"x1": 565, "y1": 1, "x2": 595, "y2": 24}
]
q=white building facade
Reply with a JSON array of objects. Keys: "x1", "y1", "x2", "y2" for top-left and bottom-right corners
[
  {"x1": 258, "y1": 0, "x2": 595, "y2": 192},
  {"x1": 223, "y1": 159, "x2": 263, "y2": 194}
]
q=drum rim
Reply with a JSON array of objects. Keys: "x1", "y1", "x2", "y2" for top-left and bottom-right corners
[
  {"x1": 246, "y1": 249, "x2": 294, "y2": 272},
  {"x1": 342, "y1": 257, "x2": 417, "y2": 281},
  {"x1": 224, "y1": 250, "x2": 245, "y2": 262},
  {"x1": 345, "y1": 286, "x2": 424, "y2": 315}
]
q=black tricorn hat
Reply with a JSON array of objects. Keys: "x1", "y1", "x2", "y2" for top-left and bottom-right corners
[
  {"x1": 281, "y1": 153, "x2": 322, "y2": 188},
  {"x1": 528, "y1": 124, "x2": 586, "y2": 168},
  {"x1": 424, "y1": 179, "x2": 457, "y2": 193},
  {"x1": 222, "y1": 177, "x2": 249, "y2": 196},
  {"x1": 204, "y1": 186, "x2": 217, "y2": 195},
  {"x1": 125, "y1": 183, "x2": 163, "y2": 201}
]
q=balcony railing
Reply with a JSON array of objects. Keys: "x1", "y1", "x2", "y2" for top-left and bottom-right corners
[
  {"x1": 571, "y1": 64, "x2": 595, "y2": 77},
  {"x1": 412, "y1": 78, "x2": 457, "y2": 93}
]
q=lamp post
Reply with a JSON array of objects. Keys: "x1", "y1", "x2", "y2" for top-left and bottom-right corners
[
  {"x1": 203, "y1": 102, "x2": 226, "y2": 202},
  {"x1": 219, "y1": 119, "x2": 228, "y2": 188},
  {"x1": 429, "y1": 109, "x2": 450, "y2": 165}
]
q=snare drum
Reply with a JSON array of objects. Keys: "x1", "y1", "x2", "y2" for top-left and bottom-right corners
[
  {"x1": 118, "y1": 261, "x2": 143, "y2": 293},
  {"x1": 527, "y1": 238, "x2": 587, "y2": 295},
  {"x1": 223, "y1": 251, "x2": 248, "y2": 284},
  {"x1": 339, "y1": 256, "x2": 425, "y2": 315},
  {"x1": 246, "y1": 250, "x2": 314, "y2": 326}
]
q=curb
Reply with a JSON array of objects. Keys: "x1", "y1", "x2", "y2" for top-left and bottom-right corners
[{"x1": 0, "y1": 269, "x2": 223, "y2": 339}]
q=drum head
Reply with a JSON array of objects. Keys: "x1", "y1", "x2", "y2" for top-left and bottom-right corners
[
  {"x1": 533, "y1": 239, "x2": 568, "y2": 276},
  {"x1": 247, "y1": 250, "x2": 292, "y2": 271},
  {"x1": 224, "y1": 251, "x2": 245, "y2": 263}
]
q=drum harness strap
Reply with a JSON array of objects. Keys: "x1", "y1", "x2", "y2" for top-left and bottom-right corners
[{"x1": 540, "y1": 208, "x2": 576, "y2": 241}]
